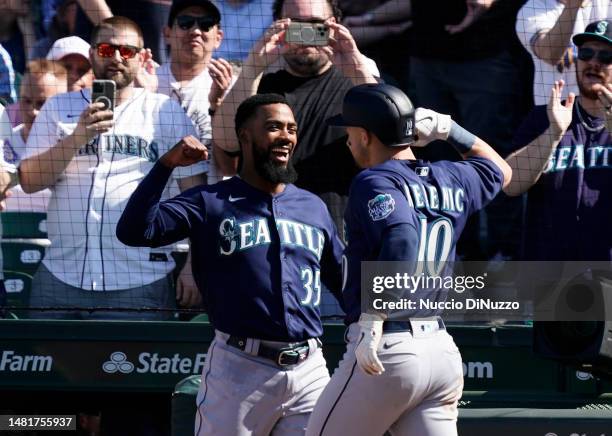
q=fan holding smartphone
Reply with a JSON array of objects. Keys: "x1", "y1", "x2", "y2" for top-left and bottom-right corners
[{"x1": 18, "y1": 16, "x2": 208, "y2": 321}]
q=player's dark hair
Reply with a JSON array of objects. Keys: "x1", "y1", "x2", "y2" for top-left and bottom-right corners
[
  {"x1": 91, "y1": 16, "x2": 145, "y2": 48},
  {"x1": 234, "y1": 93, "x2": 290, "y2": 143},
  {"x1": 272, "y1": 0, "x2": 342, "y2": 21}
]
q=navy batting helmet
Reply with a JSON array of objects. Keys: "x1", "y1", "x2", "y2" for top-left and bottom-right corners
[{"x1": 329, "y1": 83, "x2": 416, "y2": 147}]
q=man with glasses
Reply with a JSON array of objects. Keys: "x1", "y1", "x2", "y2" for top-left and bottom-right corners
[
  {"x1": 158, "y1": 0, "x2": 234, "y2": 177},
  {"x1": 504, "y1": 19, "x2": 612, "y2": 262},
  {"x1": 157, "y1": 0, "x2": 235, "y2": 307},
  {"x1": 516, "y1": 0, "x2": 611, "y2": 106},
  {"x1": 19, "y1": 16, "x2": 207, "y2": 320}
]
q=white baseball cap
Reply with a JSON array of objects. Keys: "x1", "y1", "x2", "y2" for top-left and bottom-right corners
[{"x1": 46, "y1": 36, "x2": 91, "y2": 62}]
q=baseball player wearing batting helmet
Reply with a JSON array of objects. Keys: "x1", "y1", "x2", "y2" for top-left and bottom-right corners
[
  {"x1": 117, "y1": 93, "x2": 344, "y2": 436},
  {"x1": 306, "y1": 83, "x2": 512, "y2": 436}
]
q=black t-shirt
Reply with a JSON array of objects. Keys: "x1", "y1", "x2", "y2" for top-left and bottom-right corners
[
  {"x1": 258, "y1": 67, "x2": 360, "y2": 226},
  {"x1": 410, "y1": 0, "x2": 526, "y2": 61}
]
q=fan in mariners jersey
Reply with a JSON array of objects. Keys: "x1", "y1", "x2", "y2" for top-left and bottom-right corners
[
  {"x1": 19, "y1": 16, "x2": 207, "y2": 319},
  {"x1": 117, "y1": 93, "x2": 344, "y2": 435},
  {"x1": 505, "y1": 19, "x2": 612, "y2": 262},
  {"x1": 306, "y1": 83, "x2": 511, "y2": 436}
]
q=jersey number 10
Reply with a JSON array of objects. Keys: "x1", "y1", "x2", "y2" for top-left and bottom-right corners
[{"x1": 415, "y1": 217, "x2": 453, "y2": 276}]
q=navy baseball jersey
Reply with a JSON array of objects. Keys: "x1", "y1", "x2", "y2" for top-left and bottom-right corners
[
  {"x1": 342, "y1": 158, "x2": 504, "y2": 324},
  {"x1": 513, "y1": 103, "x2": 612, "y2": 261},
  {"x1": 117, "y1": 162, "x2": 344, "y2": 341}
]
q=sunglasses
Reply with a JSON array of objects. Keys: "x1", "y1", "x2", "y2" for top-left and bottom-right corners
[
  {"x1": 176, "y1": 15, "x2": 218, "y2": 32},
  {"x1": 577, "y1": 47, "x2": 612, "y2": 65},
  {"x1": 96, "y1": 43, "x2": 141, "y2": 59}
]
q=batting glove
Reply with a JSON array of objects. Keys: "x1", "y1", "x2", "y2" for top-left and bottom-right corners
[
  {"x1": 413, "y1": 108, "x2": 452, "y2": 146},
  {"x1": 355, "y1": 313, "x2": 385, "y2": 375}
]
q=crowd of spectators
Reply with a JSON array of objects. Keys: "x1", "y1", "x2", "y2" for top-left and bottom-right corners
[
  {"x1": 0, "y1": 1, "x2": 609, "y2": 433},
  {"x1": 0, "y1": 0, "x2": 610, "y2": 321}
]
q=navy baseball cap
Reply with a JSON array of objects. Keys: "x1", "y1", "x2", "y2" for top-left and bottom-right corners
[
  {"x1": 572, "y1": 19, "x2": 612, "y2": 47},
  {"x1": 329, "y1": 83, "x2": 416, "y2": 147},
  {"x1": 168, "y1": 0, "x2": 221, "y2": 27}
]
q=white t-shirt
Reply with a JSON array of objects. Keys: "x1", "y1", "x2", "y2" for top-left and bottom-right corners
[
  {"x1": 1, "y1": 124, "x2": 51, "y2": 212},
  {"x1": 157, "y1": 62, "x2": 238, "y2": 183},
  {"x1": 157, "y1": 62, "x2": 213, "y2": 148},
  {"x1": 24, "y1": 88, "x2": 206, "y2": 291},
  {"x1": 516, "y1": 0, "x2": 611, "y2": 105}
]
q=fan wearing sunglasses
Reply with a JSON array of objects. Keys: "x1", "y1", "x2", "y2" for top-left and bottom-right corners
[
  {"x1": 160, "y1": 0, "x2": 233, "y2": 123},
  {"x1": 503, "y1": 19, "x2": 611, "y2": 265},
  {"x1": 18, "y1": 16, "x2": 207, "y2": 320},
  {"x1": 158, "y1": 0, "x2": 235, "y2": 176}
]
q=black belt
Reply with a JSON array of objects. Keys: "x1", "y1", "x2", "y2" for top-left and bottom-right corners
[
  {"x1": 383, "y1": 317, "x2": 446, "y2": 333},
  {"x1": 226, "y1": 336, "x2": 321, "y2": 366}
]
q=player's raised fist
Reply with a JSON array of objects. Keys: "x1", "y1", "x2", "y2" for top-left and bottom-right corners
[
  {"x1": 413, "y1": 108, "x2": 452, "y2": 147},
  {"x1": 161, "y1": 135, "x2": 208, "y2": 169}
]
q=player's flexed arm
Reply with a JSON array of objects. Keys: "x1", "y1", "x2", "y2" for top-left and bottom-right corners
[
  {"x1": 116, "y1": 136, "x2": 208, "y2": 248},
  {"x1": 414, "y1": 107, "x2": 512, "y2": 188}
]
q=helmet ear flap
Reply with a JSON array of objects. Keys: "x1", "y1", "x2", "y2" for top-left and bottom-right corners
[{"x1": 382, "y1": 91, "x2": 415, "y2": 147}]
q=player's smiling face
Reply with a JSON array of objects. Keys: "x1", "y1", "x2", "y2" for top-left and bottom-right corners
[{"x1": 244, "y1": 103, "x2": 299, "y2": 184}]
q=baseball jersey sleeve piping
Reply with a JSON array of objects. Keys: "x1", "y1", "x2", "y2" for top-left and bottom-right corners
[{"x1": 117, "y1": 161, "x2": 206, "y2": 248}]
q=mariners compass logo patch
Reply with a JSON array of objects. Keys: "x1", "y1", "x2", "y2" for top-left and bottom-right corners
[{"x1": 368, "y1": 194, "x2": 395, "y2": 221}]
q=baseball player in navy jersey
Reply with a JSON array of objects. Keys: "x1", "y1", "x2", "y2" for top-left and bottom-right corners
[
  {"x1": 117, "y1": 93, "x2": 344, "y2": 436},
  {"x1": 305, "y1": 83, "x2": 512, "y2": 436}
]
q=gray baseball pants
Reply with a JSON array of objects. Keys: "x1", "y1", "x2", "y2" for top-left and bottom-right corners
[
  {"x1": 195, "y1": 330, "x2": 330, "y2": 436},
  {"x1": 306, "y1": 323, "x2": 464, "y2": 436}
]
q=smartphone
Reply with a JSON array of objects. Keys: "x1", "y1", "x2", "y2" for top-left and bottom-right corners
[
  {"x1": 91, "y1": 80, "x2": 116, "y2": 111},
  {"x1": 285, "y1": 22, "x2": 329, "y2": 46}
]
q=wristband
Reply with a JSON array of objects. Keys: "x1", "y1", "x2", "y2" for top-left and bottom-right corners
[{"x1": 447, "y1": 121, "x2": 475, "y2": 154}]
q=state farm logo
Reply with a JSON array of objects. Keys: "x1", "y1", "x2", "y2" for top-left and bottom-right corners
[
  {"x1": 102, "y1": 351, "x2": 206, "y2": 375},
  {"x1": 462, "y1": 361, "x2": 493, "y2": 379},
  {"x1": 103, "y1": 352, "x2": 134, "y2": 374}
]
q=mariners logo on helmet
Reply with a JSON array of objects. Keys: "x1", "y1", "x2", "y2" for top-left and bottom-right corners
[
  {"x1": 405, "y1": 119, "x2": 414, "y2": 137},
  {"x1": 368, "y1": 194, "x2": 395, "y2": 221}
]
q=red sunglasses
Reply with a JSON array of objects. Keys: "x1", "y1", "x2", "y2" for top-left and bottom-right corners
[{"x1": 96, "y1": 43, "x2": 142, "y2": 59}]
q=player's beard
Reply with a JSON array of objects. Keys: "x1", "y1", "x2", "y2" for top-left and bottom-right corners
[{"x1": 252, "y1": 139, "x2": 298, "y2": 184}]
